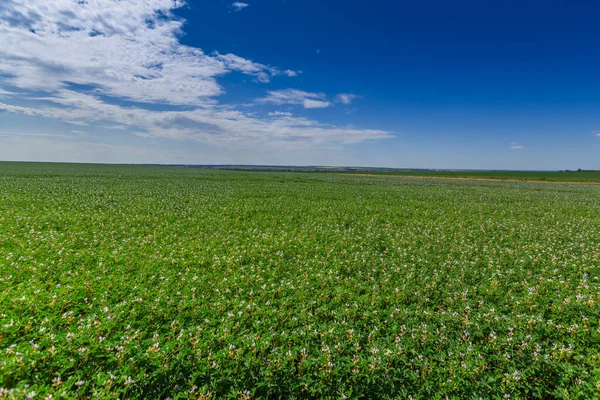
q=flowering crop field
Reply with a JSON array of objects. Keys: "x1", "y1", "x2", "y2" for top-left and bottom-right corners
[{"x1": 1, "y1": 163, "x2": 600, "y2": 399}]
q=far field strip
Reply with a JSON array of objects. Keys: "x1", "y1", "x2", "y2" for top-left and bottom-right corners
[{"x1": 342, "y1": 173, "x2": 600, "y2": 185}]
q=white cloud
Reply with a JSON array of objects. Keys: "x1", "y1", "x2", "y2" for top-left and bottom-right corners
[
  {"x1": 510, "y1": 143, "x2": 525, "y2": 150},
  {"x1": 0, "y1": 131, "x2": 72, "y2": 139},
  {"x1": 232, "y1": 2, "x2": 249, "y2": 12},
  {"x1": 268, "y1": 111, "x2": 293, "y2": 117},
  {"x1": 336, "y1": 94, "x2": 358, "y2": 105},
  {"x1": 214, "y1": 53, "x2": 298, "y2": 83},
  {"x1": 98, "y1": 124, "x2": 129, "y2": 131},
  {"x1": 303, "y1": 99, "x2": 330, "y2": 109},
  {"x1": 0, "y1": 0, "x2": 391, "y2": 157},
  {"x1": 0, "y1": 0, "x2": 293, "y2": 104},
  {"x1": 592, "y1": 133, "x2": 600, "y2": 137},
  {"x1": 257, "y1": 89, "x2": 331, "y2": 109},
  {"x1": 0, "y1": 90, "x2": 390, "y2": 148},
  {"x1": 0, "y1": 88, "x2": 17, "y2": 97}
]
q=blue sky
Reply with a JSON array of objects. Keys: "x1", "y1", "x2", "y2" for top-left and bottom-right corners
[{"x1": 0, "y1": 0, "x2": 599, "y2": 169}]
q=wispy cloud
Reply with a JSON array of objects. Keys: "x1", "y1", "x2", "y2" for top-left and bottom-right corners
[
  {"x1": 231, "y1": 2, "x2": 249, "y2": 12},
  {"x1": 592, "y1": 132, "x2": 600, "y2": 137},
  {"x1": 510, "y1": 142, "x2": 525, "y2": 150},
  {"x1": 0, "y1": 90, "x2": 389, "y2": 148},
  {"x1": 0, "y1": 0, "x2": 391, "y2": 156},
  {"x1": 0, "y1": 88, "x2": 17, "y2": 97},
  {"x1": 0, "y1": 131, "x2": 73, "y2": 139},
  {"x1": 257, "y1": 89, "x2": 331, "y2": 109},
  {"x1": 336, "y1": 94, "x2": 358, "y2": 105},
  {"x1": 215, "y1": 53, "x2": 299, "y2": 83},
  {"x1": 268, "y1": 111, "x2": 293, "y2": 117}
]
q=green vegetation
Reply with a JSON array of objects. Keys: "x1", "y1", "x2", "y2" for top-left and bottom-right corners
[
  {"x1": 351, "y1": 170, "x2": 600, "y2": 183},
  {"x1": 1, "y1": 162, "x2": 600, "y2": 399},
  {"x1": 145, "y1": 164, "x2": 600, "y2": 183}
]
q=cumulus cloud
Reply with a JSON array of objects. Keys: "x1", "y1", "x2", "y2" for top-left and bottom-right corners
[
  {"x1": 257, "y1": 89, "x2": 331, "y2": 109},
  {"x1": 0, "y1": 0, "x2": 391, "y2": 155},
  {"x1": 336, "y1": 94, "x2": 358, "y2": 105},
  {"x1": 231, "y1": 2, "x2": 249, "y2": 12},
  {"x1": 0, "y1": 0, "x2": 294, "y2": 104}
]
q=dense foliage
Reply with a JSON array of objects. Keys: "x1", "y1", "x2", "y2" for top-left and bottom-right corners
[{"x1": 1, "y1": 163, "x2": 599, "y2": 399}]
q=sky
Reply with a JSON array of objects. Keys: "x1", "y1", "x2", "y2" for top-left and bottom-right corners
[{"x1": 0, "y1": 0, "x2": 599, "y2": 169}]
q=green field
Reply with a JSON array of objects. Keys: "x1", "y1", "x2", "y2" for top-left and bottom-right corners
[
  {"x1": 1, "y1": 162, "x2": 600, "y2": 399},
  {"x1": 345, "y1": 170, "x2": 600, "y2": 183}
]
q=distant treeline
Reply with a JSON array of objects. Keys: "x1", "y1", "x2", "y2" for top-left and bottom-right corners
[{"x1": 560, "y1": 169, "x2": 600, "y2": 172}]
